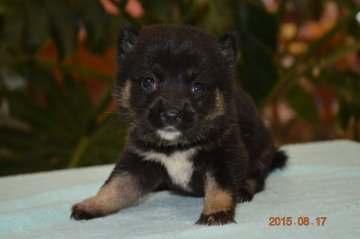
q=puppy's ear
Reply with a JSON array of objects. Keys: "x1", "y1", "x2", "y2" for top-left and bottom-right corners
[
  {"x1": 217, "y1": 32, "x2": 239, "y2": 65},
  {"x1": 117, "y1": 23, "x2": 139, "y2": 60}
]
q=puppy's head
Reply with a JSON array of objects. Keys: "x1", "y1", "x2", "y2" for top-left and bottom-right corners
[{"x1": 114, "y1": 24, "x2": 238, "y2": 144}]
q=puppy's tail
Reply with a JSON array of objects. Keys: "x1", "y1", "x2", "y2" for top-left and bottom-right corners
[{"x1": 270, "y1": 149, "x2": 288, "y2": 171}]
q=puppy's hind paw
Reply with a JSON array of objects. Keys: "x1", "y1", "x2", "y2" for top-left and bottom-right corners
[
  {"x1": 71, "y1": 203, "x2": 100, "y2": 221},
  {"x1": 236, "y1": 190, "x2": 254, "y2": 203},
  {"x1": 195, "y1": 210, "x2": 236, "y2": 226}
]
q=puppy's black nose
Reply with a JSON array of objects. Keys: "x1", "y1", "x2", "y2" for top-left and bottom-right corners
[{"x1": 160, "y1": 109, "x2": 182, "y2": 125}]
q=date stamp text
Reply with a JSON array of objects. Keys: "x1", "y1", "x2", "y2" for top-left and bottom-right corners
[{"x1": 269, "y1": 216, "x2": 327, "y2": 227}]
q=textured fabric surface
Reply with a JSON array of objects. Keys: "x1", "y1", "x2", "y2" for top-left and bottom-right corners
[{"x1": 0, "y1": 140, "x2": 359, "y2": 239}]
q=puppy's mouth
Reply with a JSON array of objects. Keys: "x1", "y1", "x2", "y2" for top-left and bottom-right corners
[{"x1": 156, "y1": 126, "x2": 182, "y2": 141}]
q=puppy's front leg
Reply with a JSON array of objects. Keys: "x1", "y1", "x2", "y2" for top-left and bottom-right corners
[
  {"x1": 71, "y1": 151, "x2": 162, "y2": 220},
  {"x1": 196, "y1": 176, "x2": 236, "y2": 226},
  {"x1": 71, "y1": 172, "x2": 141, "y2": 220}
]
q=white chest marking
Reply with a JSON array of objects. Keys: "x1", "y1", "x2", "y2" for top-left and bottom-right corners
[
  {"x1": 142, "y1": 148, "x2": 197, "y2": 189},
  {"x1": 157, "y1": 129, "x2": 181, "y2": 141}
]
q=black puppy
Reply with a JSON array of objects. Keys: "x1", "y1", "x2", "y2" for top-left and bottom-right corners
[{"x1": 71, "y1": 24, "x2": 287, "y2": 226}]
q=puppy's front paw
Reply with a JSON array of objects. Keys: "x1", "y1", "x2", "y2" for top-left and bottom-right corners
[
  {"x1": 195, "y1": 210, "x2": 236, "y2": 226},
  {"x1": 71, "y1": 202, "x2": 101, "y2": 220}
]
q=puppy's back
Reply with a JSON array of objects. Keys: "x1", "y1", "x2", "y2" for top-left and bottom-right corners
[{"x1": 233, "y1": 87, "x2": 282, "y2": 175}]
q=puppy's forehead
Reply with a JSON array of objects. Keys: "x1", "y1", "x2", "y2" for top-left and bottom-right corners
[
  {"x1": 153, "y1": 62, "x2": 199, "y2": 82},
  {"x1": 136, "y1": 26, "x2": 218, "y2": 60},
  {"x1": 138, "y1": 48, "x2": 204, "y2": 80},
  {"x1": 139, "y1": 25, "x2": 217, "y2": 46},
  {"x1": 151, "y1": 55, "x2": 202, "y2": 75},
  {"x1": 130, "y1": 25, "x2": 223, "y2": 82}
]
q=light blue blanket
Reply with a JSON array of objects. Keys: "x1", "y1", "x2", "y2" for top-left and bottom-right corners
[{"x1": 1, "y1": 140, "x2": 359, "y2": 239}]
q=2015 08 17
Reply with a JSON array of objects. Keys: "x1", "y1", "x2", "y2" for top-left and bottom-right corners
[{"x1": 268, "y1": 216, "x2": 327, "y2": 226}]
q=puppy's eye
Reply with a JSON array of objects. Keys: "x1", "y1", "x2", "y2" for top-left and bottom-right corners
[
  {"x1": 191, "y1": 82, "x2": 206, "y2": 94},
  {"x1": 142, "y1": 77, "x2": 156, "y2": 90}
]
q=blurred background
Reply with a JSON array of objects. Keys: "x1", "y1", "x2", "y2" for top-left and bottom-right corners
[{"x1": 0, "y1": 0, "x2": 359, "y2": 176}]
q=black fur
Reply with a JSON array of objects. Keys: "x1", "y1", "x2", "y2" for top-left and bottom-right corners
[{"x1": 71, "y1": 24, "x2": 287, "y2": 225}]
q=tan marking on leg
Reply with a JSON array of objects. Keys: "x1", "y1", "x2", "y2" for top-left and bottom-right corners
[
  {"x1": 202, "y1": 176, "x2": 234, "y2": 215},
  {"x1": 206, "y1": 89, "x2": 225, "y2": 121},
  {"x1": 73, "y1": 173, "x2": 140, "y2": 217}
]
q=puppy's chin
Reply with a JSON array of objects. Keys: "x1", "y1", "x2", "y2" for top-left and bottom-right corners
[{"x1": 157, "y1": 126, "x2": 182, "y2": 141}]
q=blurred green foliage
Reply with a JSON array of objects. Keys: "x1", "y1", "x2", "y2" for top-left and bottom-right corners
[{"x1": 0, "y1": 0, "x2": 359, "y2": 176}]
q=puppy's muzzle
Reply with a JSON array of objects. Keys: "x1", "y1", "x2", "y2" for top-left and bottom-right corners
[
  {"x1": 160, "y1": 109, "x2": 182, "y2": 126},
  {"x1": 148, "y1": 97, "x2": 194, "y2": 130}
]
